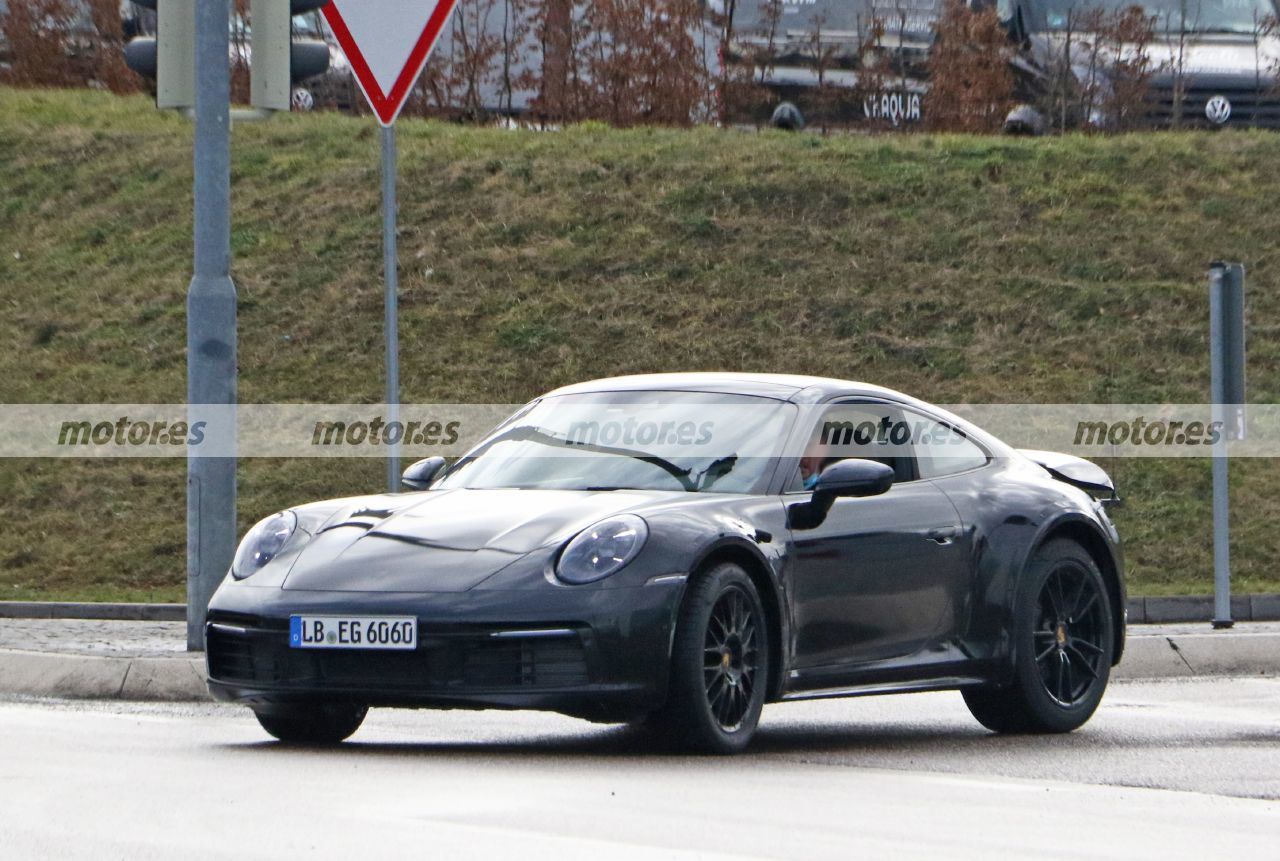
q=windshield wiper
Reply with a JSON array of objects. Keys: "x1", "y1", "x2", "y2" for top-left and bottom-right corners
[
  {"x1": 450, "y1": 424, "x2": 697, "y2": 491},
  {"x1": 695, "y1": 455, "x2": 739, "y2": 491}
]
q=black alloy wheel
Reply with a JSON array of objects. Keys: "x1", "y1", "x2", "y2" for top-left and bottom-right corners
[
  {"x1": 963, "y1": 539, "x2": 1114, "y2": 734},
  {"x1": 703, "y1": 585, "x2": 762, "y2": 732},
  {"x1": 649, "y1": 562, "x2": 770, "y2": 754},
  {"x1": 1033, "y1": 560, "x2": 1108, "y2": 706}
]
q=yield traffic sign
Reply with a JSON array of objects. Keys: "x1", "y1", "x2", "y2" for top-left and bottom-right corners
[{"x1": 323, "y1": 0, "x2": 459, "y2": 126}]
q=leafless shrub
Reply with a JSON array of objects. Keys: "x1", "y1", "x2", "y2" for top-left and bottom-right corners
[
  {"x1": 924, "y1": 0, "x2": 1014, "y2": 132},
  {"x1": 2, "y1": 0, "x2": 140, "y2": 93},
  {"x1": 580, "y1": 0, "x2": 710, "y2": 126},
  {"x1": 84, "y1": 0, "x2": 140, "y2": 94},
  {"x1": 2, "y1": 0, "x2": 81, "y2": 88},
  {"x1": 405, "y1": 0, "x2": 715, "y2": 126}
]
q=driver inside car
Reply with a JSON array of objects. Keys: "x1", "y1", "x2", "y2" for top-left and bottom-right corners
[{"x1": 798, "y1": 444, "x2": 830, "y2": 490}]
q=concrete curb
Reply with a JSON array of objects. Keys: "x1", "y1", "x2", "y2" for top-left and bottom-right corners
[
  {"x1": 1126, "y1": 594, "x2": 1280, "y2": 624},
  {"x1": 0, "y1": 602, "x2": 185, "y2": 622},
  {"x1": 1113, "y1": 627, "x2": 1278, "y2": 680},
  {"x1": 0, "y1": 650, "x2": 209, "y2": 701}
]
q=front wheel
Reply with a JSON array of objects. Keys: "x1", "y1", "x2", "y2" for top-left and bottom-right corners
[
  {"x1": 650, "y1": 562, "x2": 770, "y2": 754},
  {"x1": 964, "y1": 539, "x2": 1114, "y2": 734},
  {"x1": 253, "y1": 703, "x2": 367, "y2": 745}
]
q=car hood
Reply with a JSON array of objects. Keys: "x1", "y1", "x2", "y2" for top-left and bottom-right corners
[
  {"x1": 1140, "y1": 39, "x2": 1278, "y2": 76},
  {"x1": 281, "y1": 488, "x2": 677, "y2": 592},
  {"x1": 1039, "y1": 32, "x2": 1280, "y2": 77}
]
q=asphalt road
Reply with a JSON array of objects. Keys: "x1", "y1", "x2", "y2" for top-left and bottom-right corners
[{"x1": 2, "y1": 678, "x2": 1277, "y2": 859}]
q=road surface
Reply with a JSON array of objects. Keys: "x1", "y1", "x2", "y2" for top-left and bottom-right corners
[{"x1": 1, "y1": 677, "x2": 1277, "y2": 859}]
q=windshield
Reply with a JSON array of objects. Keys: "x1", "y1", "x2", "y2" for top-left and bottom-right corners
[
  {"x1": 728, "y1": 0, "x2": 945, "y2": 39},
  {"x1": 1038, "y1": 0, "x2": 1278, "y2": 34},
  {"x1": 436, "y1": 391, "x2": 796, "y2": 494}
]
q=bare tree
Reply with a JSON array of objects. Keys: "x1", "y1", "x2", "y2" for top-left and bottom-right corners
[
  {"x1": 711, "y1": 0, "x2": 771, "y2": 125},
  {"x1": 453, "y1": 0, "x2": 505, "y2": 120},
  {"x1": 1249, "y1": 11, "x2": 1278, "y2": 128},
  {"x1": 804, "y1": 12, "x2": 841, "y2": 131},
  {"x1": 529, "y1": 0, "x2": 579, "y2": 122},
  {"x1": 230, "y1": 0, "x2": 251, "y2": 105},
  {"x1": 1035, "y1": 4, "x2": 1158, "y2": 133},
  {"x1": 1160, "y1": 0, "x2": 1200, "y2": 127},
  {"x1": 854, "y1": 12, "x2": 893, "y2": 129},
  {"x1": 497, "y1": 0, "x2": 534, "y2": 115},
  {"x1": 1101, "y1": 5, "x2": 1158, "y2": 131},
  {"x1": 753, "y1": 0, "x2": 783, "y2": 86}
]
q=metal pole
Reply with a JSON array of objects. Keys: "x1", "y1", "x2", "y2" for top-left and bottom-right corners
[
  {"x1": 382, "y1": 124, "x2": 400, "y2": 491},
  {"x1": 187, "y1": 0, "x2": 236, "y2": 651},
  {"x1": 1208, "y1": 265, "x2": 1232, "y2": 629}
]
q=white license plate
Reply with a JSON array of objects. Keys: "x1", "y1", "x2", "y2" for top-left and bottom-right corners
[{"x1": 289, "y1": 615, "x2": 418, "y2": 650}]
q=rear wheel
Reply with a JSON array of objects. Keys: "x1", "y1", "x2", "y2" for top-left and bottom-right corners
[
  {"x1": 964, "y1": 539, "x2": 1113, "y2": 734},
  {"x1": 254, "y1": 703, "x2": 367, "y2": 745},
  {"x1": 649, "y1": 562, "x2": 770, "y2": 754}
]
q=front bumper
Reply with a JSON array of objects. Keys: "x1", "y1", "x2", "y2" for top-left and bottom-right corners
[{"x1": 205, "y1": 580, "x2": 685, "y2": 722}]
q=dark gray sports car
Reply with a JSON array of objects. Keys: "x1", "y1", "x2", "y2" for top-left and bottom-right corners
[{"x1": 206, "y1": 373, "x2": 1125, "y2": 753}]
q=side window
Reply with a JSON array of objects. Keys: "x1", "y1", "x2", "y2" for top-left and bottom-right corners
[
  {"x1": 786, "y1": 402, "x2": 918, "y2": 492},
  {"x1": 907, "y1": 411, "x2": 989, "y2": 479}
]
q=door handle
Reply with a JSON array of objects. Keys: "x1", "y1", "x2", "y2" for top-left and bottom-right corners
[{"x1": 927, "y1": 526, "x2": 961, "y2": 546}]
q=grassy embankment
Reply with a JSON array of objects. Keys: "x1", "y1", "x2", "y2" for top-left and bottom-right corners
[{"x1": 1, "y1": 88, "x2": 1277, "y2": 600}]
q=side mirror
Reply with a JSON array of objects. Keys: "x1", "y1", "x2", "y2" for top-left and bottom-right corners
[
  {"x1": 401, "y1": 456, "x2": 446, "y2": 491},
  {"x1": 812, "y1": 458, "x2": 895, "y2": 500},
  {"x1": 788, "y1": 459, "x2": 895, "y2": 530}
]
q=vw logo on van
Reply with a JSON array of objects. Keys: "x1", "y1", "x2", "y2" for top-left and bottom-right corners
[{"x1": 1205, "y1": 95, "x2": 1232, "y2": 125}]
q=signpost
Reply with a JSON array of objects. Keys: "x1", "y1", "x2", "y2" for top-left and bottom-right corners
[
  {"x1": 186, "y1": 0, "x2": 236, "y2": 651},
  {"x1": 322, "y1": 0, "x2": 460, "y2": 491},
  {"x1": 1208, "y1": 263, "x2": 1246, "y2": 629}
]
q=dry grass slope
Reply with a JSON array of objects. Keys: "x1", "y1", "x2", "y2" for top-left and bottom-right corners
[{"x1": 1, "y1": 88, "x2": 1277, "y2": 600}]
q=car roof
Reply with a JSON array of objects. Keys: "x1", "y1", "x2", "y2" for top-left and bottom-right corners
[
  {"x1": 540, "y1": 373, "x2": 1011, "y2": 456},
  {"x1": 542, "y1": 373, "x2": 915, "y2": 404}
]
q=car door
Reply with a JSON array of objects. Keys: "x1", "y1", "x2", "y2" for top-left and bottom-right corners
[{"x1": 786, "y1": 401, "x2": 971, "y2": 672}]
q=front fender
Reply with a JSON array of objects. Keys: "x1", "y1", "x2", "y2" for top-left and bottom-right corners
[
  {"x1": 686, "y1": 530, "x2": 791, "y2": 701},
  {"x1": 1012, "y1": 509, "x2": 1126, "y2": 669}
]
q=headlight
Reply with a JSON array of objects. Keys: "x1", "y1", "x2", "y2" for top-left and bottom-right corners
[
  {"x1": 556, "y1": 515, "x2": 648, "y2": 584},
  {"x1": 231, "y1": 511, "x2": 298, "y2": 580}
]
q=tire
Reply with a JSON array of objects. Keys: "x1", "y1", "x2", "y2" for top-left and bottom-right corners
[
  {"x1": 649, "y1": 562, "x2": 770, "y2": 754},
  {"x1": 964, "y1": 539, "x2": 1114, "y2": 734},
  {"x1": 254, "y1": 703, "x2": 368, "y2": 745}
]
